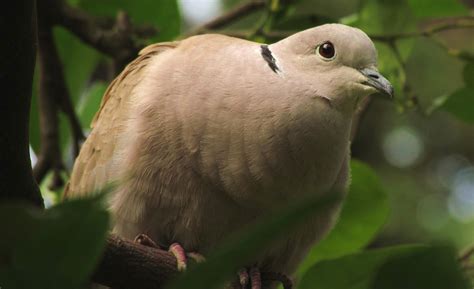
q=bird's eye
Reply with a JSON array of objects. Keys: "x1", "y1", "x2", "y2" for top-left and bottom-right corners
[{"x1": 316, "y1": 41, "x2": 336, "y2": 60}]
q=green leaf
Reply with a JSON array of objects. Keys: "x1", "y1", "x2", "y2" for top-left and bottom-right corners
[
  {"x1": 298, "y1": 245, "x2": 470, "y2": 289},
  {"x1": 372, "y1": 246, "x2": 470, "y2": 289},
  {"x1": 407, "y1": 0, "x2": 469, "y2": 19},
  {"x1": 352, "y1": 0, "x2": 416, "y2": 35},
  {"x1": 53, "y1": 27, "x2": 102, "y2": 152},
  {"x1": 295, "y1": 0, "x2": 362, "y2": 19},
  {"x1": 374, "y1": 41, "x2": 411, "y2": 104},
  {"x1": 463, "y1": 62, "x2": 474, "y2": 87},
  {"x1": 166, "y1": 194, "x2": 342, "y2": 289},
  {"x1": 29, "y1": 28, "x2": 101, "y2": 154},
  {"x1": 405, "y1": 38, "x2": 464, "y2": 112},
  {"x1": 78, "y1": 0, "x2": 181, "y2": 41},
  {"x1": 299, "y1": 245, "x2": 418, "y2": 289},
  {"x1": 442, "y1": 87, "x2": 474, "y2": 123},
  {"x1": 273, "y1": 13, "x2": 336, "y2": 31},
  {"x1": 0, "y1": 196, "x2": 109, "y2": 289},
  {"x1": 297, "y1": 160, "x2": 389, "y2": 276},
  {"x1": 53, "y1": 27, "x2": 101, "y2": 105},
  {"x1": 78, "y1": 81, "x2": 108, "y2": 128}
]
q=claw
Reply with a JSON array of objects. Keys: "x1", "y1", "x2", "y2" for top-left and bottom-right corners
[
  {"x1": 187, "y1": 252, "x2": 206, "y2": 264},
  {"x1": 134, "y1": 234, "x2": 158, "y2": 248}
]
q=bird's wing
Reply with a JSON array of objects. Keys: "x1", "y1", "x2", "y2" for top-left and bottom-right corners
[{"x1": 64, "y1": 42, "x2": 179, "y2": 199}]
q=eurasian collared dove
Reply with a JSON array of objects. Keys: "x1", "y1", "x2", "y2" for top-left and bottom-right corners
[{"x1": 65, "y1": 23, "x2": 393, "y2": 287}]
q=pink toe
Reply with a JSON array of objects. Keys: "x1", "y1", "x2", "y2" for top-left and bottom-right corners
[
  {"x1": 250, "y1": 267, "x2": 261, "y2": 289},
  {"x1": 169, "y1": 242, "x2": 187, "y2": 271}
]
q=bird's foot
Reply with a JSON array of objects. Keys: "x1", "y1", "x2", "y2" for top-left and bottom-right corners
[
  {"x1": 134, "y1": 234, "x2": 205, "y2": 272},
  {"x1": 236, "y1": 267, "x2": 293, "y2": 289},
  {"x1": 238, "y1": 266, "x2": 261, "y2": 289}
]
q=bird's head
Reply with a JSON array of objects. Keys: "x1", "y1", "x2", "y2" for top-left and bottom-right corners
[{"x1": 271, "y1": 23, "x2": 393, "y2": 110}]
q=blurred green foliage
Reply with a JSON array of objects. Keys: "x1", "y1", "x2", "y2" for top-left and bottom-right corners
[
  {"x1": 0, "y1": 196, "x2": 109, "y2": 289},
  {"x1": 297, "y1": 160, "x2": 390, "y2": 277},
  {"x1": 299, "y1": 245, "x2": 470, "y2": 289},
  {"x1": 7, "y1": 0, "x2": 474, "y2": 288},
  {"x1": 442, "y1": 63, "x2": 474, "y2": 123}
]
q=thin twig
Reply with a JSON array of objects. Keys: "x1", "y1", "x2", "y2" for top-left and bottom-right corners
[
  {"x1": 459, "y1": 246, "x2": 474, "y2": 264},
  {"x1": 370, "y1": 16, "x2": 474, "y2": 42},
  {"x1": 93, "y1": 234, "x2": 282, "y2": 289},
  {"x1": 188, "y1": 0, "x2": 266, "y2": 36},
  {"x1": 92, "y1": 234, "x2": 178, "y2": 289}
]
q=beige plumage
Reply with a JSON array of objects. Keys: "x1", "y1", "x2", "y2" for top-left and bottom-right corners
[{"x1": 65, "y1": 24, "x2": 392, "y2": 278}]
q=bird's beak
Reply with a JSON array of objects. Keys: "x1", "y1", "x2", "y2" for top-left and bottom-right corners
[{"x1": 359, "y1": 68, "x2": 394, "y2": 98}]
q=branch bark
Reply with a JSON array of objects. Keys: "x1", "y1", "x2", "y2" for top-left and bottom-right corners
[
  {"x1": 33, "y1": 15, "x2": 70, "y2": 187},
  {"x1": 92, "y1": 235, "x2": 179, "y2": 289},
  {"x1": 92, "y1": 234, "x2": 290, "y2": 289},
  {"x1": 34, "y1": 7, "x2": 87, "y2": 188},
  {"x1": 38, "y1": 0, "x2": 157, "y2": 71},
  {"x1": 0, "y1": 0, "x2": 43, "y2": 207}
]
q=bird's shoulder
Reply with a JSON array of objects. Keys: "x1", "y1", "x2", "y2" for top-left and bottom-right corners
[{"x1": 92, "y1": 41, "x2": 179, "y2": 127}]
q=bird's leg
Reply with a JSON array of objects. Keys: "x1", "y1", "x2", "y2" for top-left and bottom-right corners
[
  {"x1": 236, "y1": 268, "x2": 294, "y2": 289},
  {"x1": 134, "y1": 234, "x2": 205, "y2": 272}
]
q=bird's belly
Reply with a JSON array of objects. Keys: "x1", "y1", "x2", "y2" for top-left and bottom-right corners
[
  {"x1": 111, "y1": 178, "x2": 259, "y2": 253},
  {"x1": 112, "y1": 172, "x2": 343, "y2": 276}
]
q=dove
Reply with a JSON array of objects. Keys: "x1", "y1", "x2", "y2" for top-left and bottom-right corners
[{"x1": 65, "y1": 23, "x2": 393, "y2": 288}]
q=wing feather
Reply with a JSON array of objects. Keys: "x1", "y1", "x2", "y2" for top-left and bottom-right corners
[{"x1": 64, "y1": 42, "x2": 179, "y2": 199}]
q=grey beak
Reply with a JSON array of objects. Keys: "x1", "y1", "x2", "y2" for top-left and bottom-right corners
[{"x1": 359, "y1": 68, "x2": 394, "y2": 98}]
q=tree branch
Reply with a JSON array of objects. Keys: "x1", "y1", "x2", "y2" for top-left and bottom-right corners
[
  {"x1": 0, "y1": 0, "x2": 43, "y2": 207},
  {"x1": 33, "y1": 13, "x2": 79, "y2": 189},
  {"x1": 39, "y1": 0, "x2": 157, "y2": 71},
  {"x1": 92, "y1": 234, "x2": 290, "y2": 289},
  {"x1": 92, "y1": 235, "x2": 179, "y2": 289},
  {"x1": 33, "y1": 0, "x2": 157, "y2": 186}
]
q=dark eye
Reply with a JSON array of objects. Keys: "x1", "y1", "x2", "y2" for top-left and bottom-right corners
[{"x1": 317, "y1": 41, "x2": 336, "y2": 60}]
